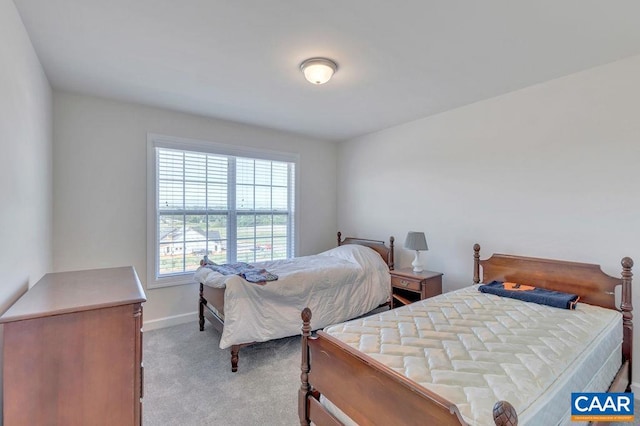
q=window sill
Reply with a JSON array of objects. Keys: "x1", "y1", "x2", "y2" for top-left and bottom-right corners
[{"x1": 147, "y1": 273, "x2": 198, "y2": 289}]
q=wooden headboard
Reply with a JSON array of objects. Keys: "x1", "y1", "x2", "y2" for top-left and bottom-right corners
[
  {"x1": 472, "y1": 243, "x2": 634, "y2": 381},
  {"x1": 472, "y1": 243, "x2": 632, "y2": 310},
  {"x1": 337, "y1": 231, "x2": 395, "y2": 270}
]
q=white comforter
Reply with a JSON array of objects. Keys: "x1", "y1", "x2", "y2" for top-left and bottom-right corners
[{"x1": 193, "y1": 244, "x2": 391, "y2": 349}]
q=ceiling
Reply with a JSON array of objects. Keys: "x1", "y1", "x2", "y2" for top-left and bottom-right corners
[{"x1": 13, "y1": 0, "x2": 640, "y2": 142}]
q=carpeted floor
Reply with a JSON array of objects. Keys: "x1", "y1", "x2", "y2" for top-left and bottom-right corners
[{"x1": 143, "y1": 322, "x2": 301, "y2": 426}]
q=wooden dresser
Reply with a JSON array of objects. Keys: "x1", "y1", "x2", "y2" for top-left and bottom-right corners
[{"x1": 0, "y1": 267, "x2": 146, "y2": 426}]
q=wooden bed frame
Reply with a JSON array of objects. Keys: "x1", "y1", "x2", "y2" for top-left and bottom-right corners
[
  {"x1": 299, "y1": 244, "x2": 634, "y2": 426},
  {"x1": 198, "y1": 231, "x2": 394, "y2": 372}
]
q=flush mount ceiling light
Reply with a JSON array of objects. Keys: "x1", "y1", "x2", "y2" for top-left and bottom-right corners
[{"x1": 300, "y1": 57, "x2": 338, "y2": 85}]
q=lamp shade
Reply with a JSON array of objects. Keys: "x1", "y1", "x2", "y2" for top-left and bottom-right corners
[{"x1": 404, "y1": 232, "x2": 428, "y2": 251}]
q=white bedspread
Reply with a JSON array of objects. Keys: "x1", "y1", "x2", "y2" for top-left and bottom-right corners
[
  {"x1": 193, "y1": 244, "x2": 391, "y2": 349},
  {"x1": 324, "y1": 285, "x2": 622, "y2": 425}
]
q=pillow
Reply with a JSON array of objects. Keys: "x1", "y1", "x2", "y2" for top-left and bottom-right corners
[{"x1": 319, "y1": 244, "x2": 388, "y2": 272}]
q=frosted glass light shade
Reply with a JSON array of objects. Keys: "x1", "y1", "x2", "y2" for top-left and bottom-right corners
[{"x1": 300, "y1": 58, "x2": 337, "y2": 85}]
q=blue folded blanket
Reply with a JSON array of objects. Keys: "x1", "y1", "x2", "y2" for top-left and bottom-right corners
[
  {"x1": 202, "y1": 262, "x2": 278, "y2": 284},
  {"x1": 478, "y1": 280, "x2": 579, "y2": 309}
]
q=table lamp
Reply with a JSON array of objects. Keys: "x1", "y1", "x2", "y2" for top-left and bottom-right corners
[{"x1": 404, "y1": 231, "x2": 428, "y2": 272}]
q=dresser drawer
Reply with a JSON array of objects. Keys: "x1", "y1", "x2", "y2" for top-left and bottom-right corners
[{"x1": 391, "y1": 276, "x2": 421, "y2": 292}]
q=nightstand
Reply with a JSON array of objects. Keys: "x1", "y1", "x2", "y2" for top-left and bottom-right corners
[{"x1": 390, "y1": 268, "x2": 443, "y2": 308}]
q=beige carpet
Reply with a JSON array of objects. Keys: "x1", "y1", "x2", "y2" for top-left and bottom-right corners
[{"x1": 143, "y1": 322, "x2": 300, "y2": 426}]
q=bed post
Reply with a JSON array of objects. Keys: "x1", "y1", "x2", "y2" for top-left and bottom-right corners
[
  {"x1": 493, "y1": 401, "x2": 518, "y2": 426},
  {"x1": 473, "y1": 243, "x2": 481, "y2": 284},
  {"x1": 299, "y1": 308, "x2": 312, "y2": 426},
  {"x1": 621, "y1": 257, "x2": 634, "y2": 387},
  {"x1": 337, "y1": 231, "x2": 342, "y2": 246},
  {"x1": 389, "y1": 236, "x2": 395, "y2": 270},
  {"x1": 230, "y1": 346, "x2": 240, "y2": 373},
  {"x1": 199, "y1": 283, "x2": 205, "y2": 331}
]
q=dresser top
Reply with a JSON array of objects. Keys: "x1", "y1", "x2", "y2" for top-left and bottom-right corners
[{"x1": 0, "y1": 266, "x2": 146, "y2": 323}]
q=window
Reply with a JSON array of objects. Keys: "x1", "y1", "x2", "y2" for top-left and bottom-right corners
[{"x1": 147, "y1": 134, "x2": 298, "y2": 288}]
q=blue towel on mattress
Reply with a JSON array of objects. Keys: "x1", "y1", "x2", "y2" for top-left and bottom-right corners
[{"x1": 478, "y1": 281, "x2": 579, "y2": 309}]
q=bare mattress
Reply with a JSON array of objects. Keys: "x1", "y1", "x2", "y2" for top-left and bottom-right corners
[{"x1": 324, "y1": 285, "x2": 622, "y2": 426}]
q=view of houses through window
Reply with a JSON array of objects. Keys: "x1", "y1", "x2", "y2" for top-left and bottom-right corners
[{"x1": 155, "y1": 146, "x2": 295, "y2": 277}]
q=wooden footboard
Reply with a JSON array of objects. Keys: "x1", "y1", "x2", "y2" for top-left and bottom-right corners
[
  {"x1": 300, "y1": 245, "x2": 633, "y2": 425},
  {"x1": 299, "y1": 309, "x2": 522, "y2": 426},
  {"x1": 299, "y1": 308, "x2": 469, "y2": 426},
  {"x1": 199, "y1": 283, "x2": 224, "y2": 332}
]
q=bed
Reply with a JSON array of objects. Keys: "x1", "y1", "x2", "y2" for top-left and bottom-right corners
[
  {"x1": 299, "y1": 244, "x2": 634, "y2": 426},
  {"x1": 195, "y1": 232, "x2": 395, "y2": 372}
]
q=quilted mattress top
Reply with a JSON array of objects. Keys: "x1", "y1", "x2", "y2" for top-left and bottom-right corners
[{"x1": 324, "y1": 285, "x2": 621, "y2": 425}]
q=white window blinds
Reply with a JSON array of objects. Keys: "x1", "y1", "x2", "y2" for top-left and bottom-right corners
[{"x1": 150, "y1": 138, "x2": 296, "y2": 285}]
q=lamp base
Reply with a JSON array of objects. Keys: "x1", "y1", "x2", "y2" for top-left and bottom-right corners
[{"x1": 411, "y1": 251, "x2": 423, "y2": 273}]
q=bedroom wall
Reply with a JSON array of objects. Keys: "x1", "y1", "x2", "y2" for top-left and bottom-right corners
[
  {"x1": 0, "y1": 0, "x2": 53, "y2": 417},
  {"x1": 337, "y1": 54, "x2": 640, "y2": 389},
  {"x1": 52, "y1": 92, "x2": 338, "y2": 326}
]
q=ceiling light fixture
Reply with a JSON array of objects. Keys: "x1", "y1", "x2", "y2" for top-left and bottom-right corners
[{"x1": 300, "y1": 57, "x2": 338, "y2": 85}]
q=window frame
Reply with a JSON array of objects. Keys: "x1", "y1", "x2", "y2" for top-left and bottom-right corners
[{"x1": 146, "y1": 133, "x2": 299, "y2": 289}]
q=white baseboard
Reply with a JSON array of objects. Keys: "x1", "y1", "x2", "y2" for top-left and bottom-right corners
[
  {"x1": 143, "y1": 311, "x2": 198, "y2": 331},
  {"x1": 630, "y1": 381, "x2": 640, "y2": 395}
]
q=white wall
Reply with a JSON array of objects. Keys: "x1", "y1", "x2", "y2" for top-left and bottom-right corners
[
  {"x1": 0, "y1": 0, "x2": 52, "y2": 308},
  {"x1": 52, "y1": 92, "x2": 338, "y2": 325},
  {"x1": 0, "y1": 0, "x2": 53, "y2": 417},
  {"x1": 338, "y1": 54, "x2": 640, "y2": 386}
]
